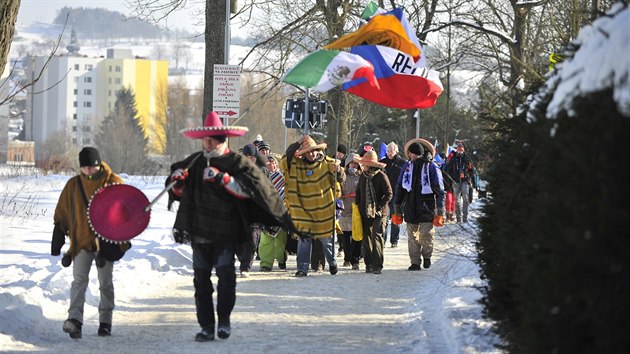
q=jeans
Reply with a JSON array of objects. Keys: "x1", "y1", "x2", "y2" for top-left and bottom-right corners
[
  {"x1": 296, "y1": 236, "x2": 337, "y2": 274},
  {"x1": 453, "y1": 182, "x2": 470, "y2": 221},
  {"x1": 68, "y1": 249, "x2": 114, "y2": 324},
  {"x1": 192, "y1": 242, "x2": 237, "y2": 328}
]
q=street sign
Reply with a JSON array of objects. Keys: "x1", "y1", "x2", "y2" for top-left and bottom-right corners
[{"x1": 212, "y1": 64, "x2": 241, "y2": 120}]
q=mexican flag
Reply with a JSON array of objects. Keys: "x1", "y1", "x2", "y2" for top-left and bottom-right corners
[{"x1": 282, "y1": 49, "x2": 379, "y2": 93}]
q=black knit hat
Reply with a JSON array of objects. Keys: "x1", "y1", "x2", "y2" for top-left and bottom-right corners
[
  {"x1": 242, "y1": 143, "x2": 258, "y2": 157},
  {"x1": 337, "y1": 144, "x2": 348, "y2": 155},
  {"x1": 407, "y1": 142, "x2": 424, "y2": 156},
  {"x1": 79, "y1": 147, "x2": 101, "y2": 167}
]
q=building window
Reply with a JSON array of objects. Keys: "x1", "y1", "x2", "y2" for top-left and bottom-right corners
[
  {"x1": 73, "y1": 138, "x2": 77, "y2": 144},
  {"x1": 84, "y1": 77, "x2": 92, "y2": 83},
  {"x1": 109, "y1": 66, "x2": 112, "y2": 72},
  {"x1": 83, "y1": 138, "x2": 91, "y2": 144},
  {"x1": 73, "y1": 113, "x2": 77, "y2": 120},
  {"x1": 83, "y1": 101, "x2": 92, "y2": 108},
  {"x1": 72, "y1": 126, "x2": 77, "y2": 132},
  {"x1": 73, "y1": 101, "x2": 77, "y2": 107},
  {"x1": 108, "y1": 90, "x2": 111, "y2": 96},
  {"x1": 74, "y1": 64, "x2": 79, "y2": 70},
  {"x1": 84, "y1": 89, "x2": 92, "y2": 95},
  {"x1": 115, "y1": 66, "x2": 121, "y2": 72},
  {"x1": 73, "y1": 89, "x2": 77, "y2": 95},
  {"x1": 83, "y1": 126, "x2": 91, "y2": 132},
  {"x1": 108, "y1": 78, "x2": 112, "y2": 84},
  {"x1": 85, "y1": 64, "x2": 93, "y2": 71},
  {"x1": 114, "y1": 78, "x2": 121, "y2": 84}
]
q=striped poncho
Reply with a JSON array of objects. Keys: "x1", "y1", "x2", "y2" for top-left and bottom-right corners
[{"x1": 280, "y1": 154, "x2": 344, "y2": 239}]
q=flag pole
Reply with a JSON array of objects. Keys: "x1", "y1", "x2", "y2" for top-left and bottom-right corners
[{"x1": 303, "y1": 88, "x2": 310, "y2": 135}]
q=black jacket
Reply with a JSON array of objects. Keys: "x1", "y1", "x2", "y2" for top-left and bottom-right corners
[{"x1": 169, "y1": 151, "x2": 298, "y2": 244}]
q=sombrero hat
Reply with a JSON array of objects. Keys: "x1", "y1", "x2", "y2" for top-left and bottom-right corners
[
  {"x1": 87, "y1": 184, "x2": 151, "y2": 243},
  {"x1": 294, "y1": 135, "x2": 327, "y2": 157},
  {"x1": 353, "y1": 150, "x2": 386, "y2": 168},
  {"x1": 404, "y1": 138, "x2": 436, "y2": 159},
  {"x1": 181, "y1": 111, "x2": 249, "y2": 139}
]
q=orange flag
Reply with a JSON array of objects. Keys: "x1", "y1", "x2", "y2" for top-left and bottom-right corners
[{"x1": 324, "y1": 13, "x2": 421, "y2": 62}]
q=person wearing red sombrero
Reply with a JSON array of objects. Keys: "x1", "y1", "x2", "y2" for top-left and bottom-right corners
[
  {"x1": 392, "y1": 138, "x2": 446, "y2": 271},
  {"x1": 353, "y1": 150, "x2": 393, "y2": 274},
  {"x1": 166, "y1": 112, "x2": 302, "y2": 342},
  {"x1": 52, "y1": 147, "x2": 125, "y2": 339},
  {"x1": 280, "y1": 135, "x2": 346, "y2": 277}
]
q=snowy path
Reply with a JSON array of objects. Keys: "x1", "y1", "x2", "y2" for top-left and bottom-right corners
[{"x1": 0, "y1": 174, "x2": 501, "y2": 353}]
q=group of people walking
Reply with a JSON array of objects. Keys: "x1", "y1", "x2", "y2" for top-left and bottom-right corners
[{"x1": 50, "y1": 111, "x2": 476, "y2": 343}]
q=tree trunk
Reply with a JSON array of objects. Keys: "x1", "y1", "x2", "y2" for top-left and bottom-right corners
[
  {"x1": 203, "y1": 0, "x2": 228, "y2": 123},
  {"x1": 0, "y1": 0, "x2": 20, "y2": 73}
]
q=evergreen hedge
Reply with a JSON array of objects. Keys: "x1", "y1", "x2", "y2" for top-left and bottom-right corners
[{"x1": 477, "y1": 87, "x2": 630, "y2": 353}]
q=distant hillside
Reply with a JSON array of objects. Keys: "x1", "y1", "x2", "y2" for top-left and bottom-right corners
[{"x1": 53, "y1": 7, "x2": 165, "y2": 39}]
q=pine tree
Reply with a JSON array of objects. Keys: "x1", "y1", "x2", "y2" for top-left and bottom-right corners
[{"x1": 95, "y1": 87, "x2": 151, "y2": 174}]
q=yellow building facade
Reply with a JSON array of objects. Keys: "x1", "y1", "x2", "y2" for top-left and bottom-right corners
[{"x1": 98, "y1": 52, "x2": 168, "y2": 154}]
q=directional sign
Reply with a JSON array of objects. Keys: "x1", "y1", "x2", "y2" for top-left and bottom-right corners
[{"x1": 213, "y1": 64, "x2": 241, "y2": 120}]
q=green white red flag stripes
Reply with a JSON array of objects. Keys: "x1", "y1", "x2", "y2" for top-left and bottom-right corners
[{"x1": 282, "y1": 49, "x2": 379, "y2": 93}]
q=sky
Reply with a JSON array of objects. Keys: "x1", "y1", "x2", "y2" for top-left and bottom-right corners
[
  {"x1": 16, "y1": 0, "x2": 205, "y2": 33},
  {"x1": 0, "y1": 170, "x2": 502, "y2": 353}
]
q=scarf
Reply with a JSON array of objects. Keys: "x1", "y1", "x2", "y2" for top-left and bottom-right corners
[
  {"x1": 401, "y1": 161, "x2": 414, "y2": 192},
  {"x1": 364, "y1": 168, "x2": 379, "y2": 218},
  {"x1": 421, "y1": 162, "x2": 433, "y2": 194}
]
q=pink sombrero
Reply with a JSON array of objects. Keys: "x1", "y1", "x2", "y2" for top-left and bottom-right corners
[
  {"x1": 88, "y1": 184, "x2": 151, "y2": 243},
  {"x1": 181, "y1": 111, "x2": 249, "y2": 139}
]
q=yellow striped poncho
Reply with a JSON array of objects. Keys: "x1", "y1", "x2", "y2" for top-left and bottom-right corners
[{"x1": 281, "y1": 155, "x2": 338, "y2": 239}]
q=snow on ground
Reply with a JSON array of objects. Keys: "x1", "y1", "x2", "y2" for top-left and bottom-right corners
[{"x1": 0, "y1": 170, "x2": 502, "y2": 353}]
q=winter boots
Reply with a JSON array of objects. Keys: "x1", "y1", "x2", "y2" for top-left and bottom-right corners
[
  {"x1": 195, "y1": 325, "x2": 215, "y2": 342},
  {"x1": 97, "y1": 322, "x2": 111, "y2": 336},
  {"x1": 217, "y1": 318, "x2": 231, "y2": 339},
  {"x1": 63, "y1": 319, "x2": 82, "y2": 339}
]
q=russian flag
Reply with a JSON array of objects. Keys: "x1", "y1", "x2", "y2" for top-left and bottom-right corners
[{"x1": 342, "y1": 45, "x2": 443, "y2": 109}]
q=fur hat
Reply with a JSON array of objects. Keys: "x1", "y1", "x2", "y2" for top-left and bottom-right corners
[
  {"x1": 353, "y1": 150, "x2": 386, "y2": 168},
  {"x1": 181, "y1": 112, "x2": 248, "y2": 139},
  {"x1": 79, "y1": 147, "x2": 101, "y2": 167},
  {"x1": 294, "y1": 135, "x2": 327, "y2": 157},
  {"x1": 337, "y1": 144, "x2": 348, "y2": 155}
]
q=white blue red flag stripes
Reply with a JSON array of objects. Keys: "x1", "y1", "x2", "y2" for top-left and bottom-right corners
[{"x1": 342, "y1": 45, "x2": 443, "y2": 109}]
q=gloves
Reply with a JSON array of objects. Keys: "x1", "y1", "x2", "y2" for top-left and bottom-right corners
[
  {"x1": 173, "y1": 228, "x2": 190, "y2": 244},
  {"x1": 203, "y1": 166, "x2": 229, "y2": 184},
  {"x1": 61, "y1": 254, "x2": 72, "y2": 267},
  {"x1": 432, "y1": 215, "x2": 445, "y2": 227},
  {"x1": 205, "y1": 167, "x2": 250, "y2": 199},
  {"x1": 392, "y1": 205, "x2": 403, "y2": 225},
  {"x1": 51, "y1": 223, "x2": 65, "y2": 256},
  {"x1": 170, "y1": 168, "x2": 188, "y2": 187}
]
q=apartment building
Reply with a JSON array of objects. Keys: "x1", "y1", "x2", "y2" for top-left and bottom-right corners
[{"x1": 25, "y1": 49, "x2": 168, "y2": 162}]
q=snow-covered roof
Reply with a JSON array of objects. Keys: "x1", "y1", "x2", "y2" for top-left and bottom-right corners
[{"x1": 546, "y1": 3, "x2": 630, "y2": 118}]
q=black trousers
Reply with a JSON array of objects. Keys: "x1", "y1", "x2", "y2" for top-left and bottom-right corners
[{"x1": 192, "y1": 242, "x2": 237, "y2": 328}]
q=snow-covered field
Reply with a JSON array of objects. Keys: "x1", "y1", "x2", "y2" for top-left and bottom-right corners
[{"x1": 0, "y1": 170, "x2": 501, "y2": 353}]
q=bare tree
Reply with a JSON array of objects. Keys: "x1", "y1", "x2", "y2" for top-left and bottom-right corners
[
  {"x1": 0, "y1": 0, "x2": 20, "y2": 73},
  {"x1": 164, "y1": 77, "x2": 199, "y2": 161}
]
